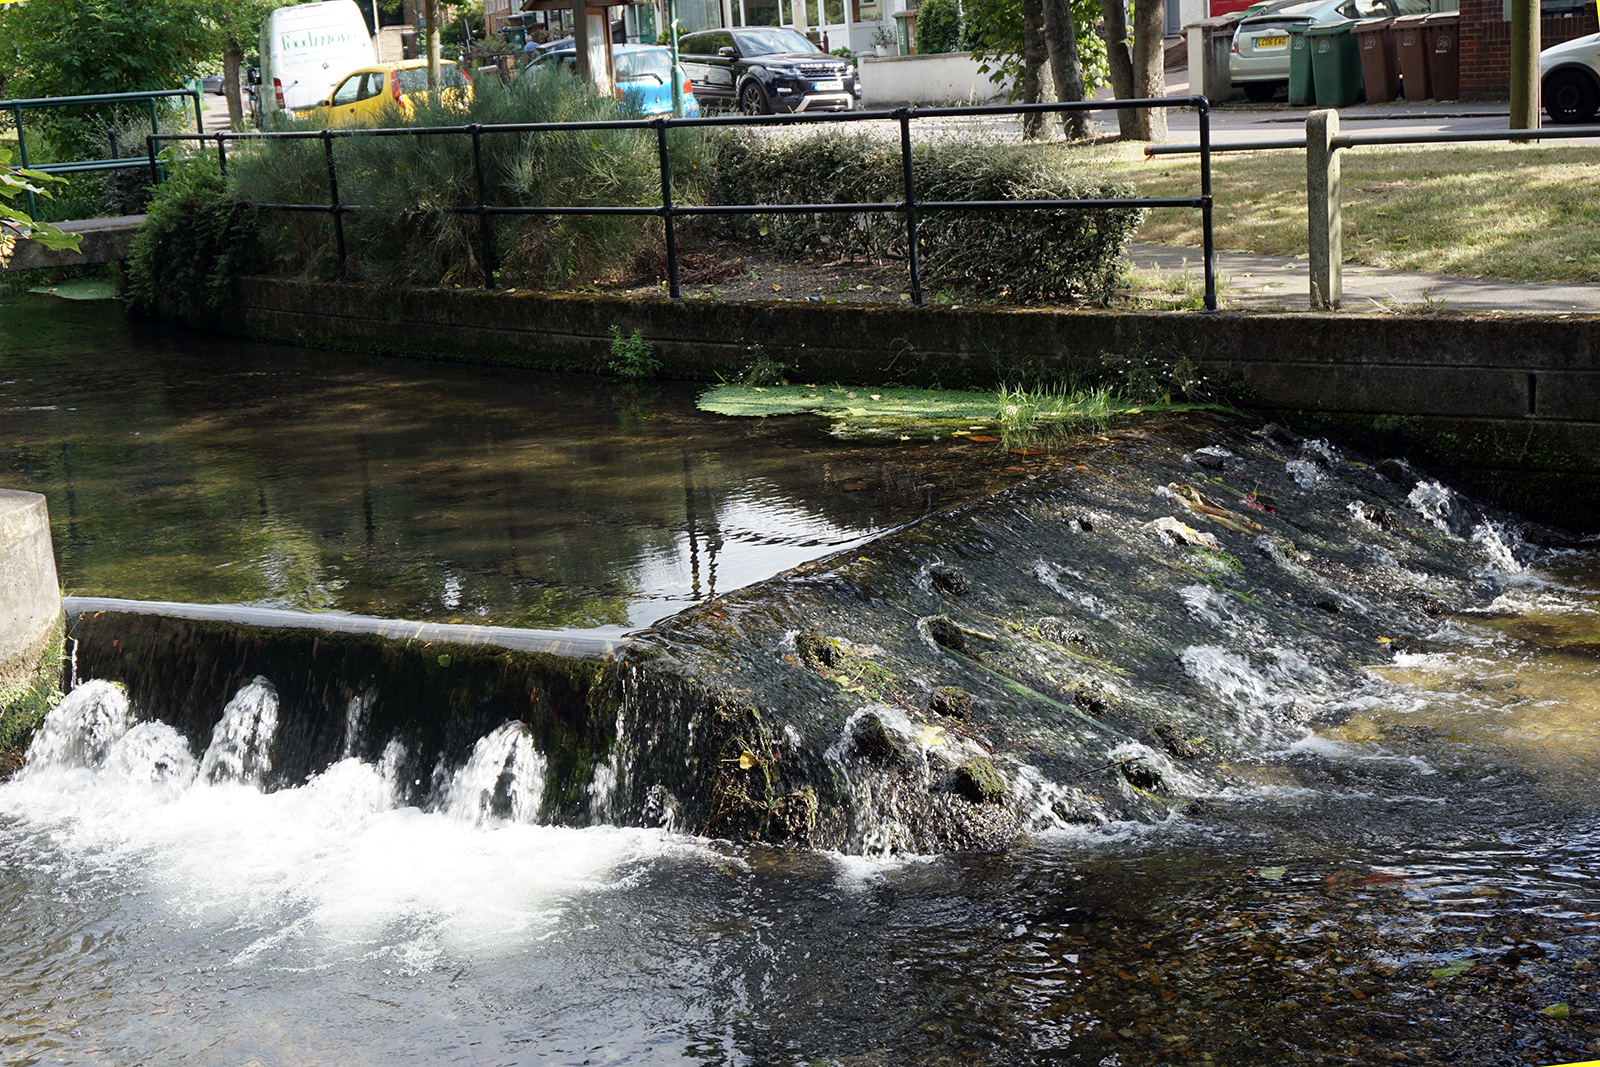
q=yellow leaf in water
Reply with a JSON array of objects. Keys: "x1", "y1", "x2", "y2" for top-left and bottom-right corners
[
  {"x1": 739, "y1": 750, "x2": 757, "y2": 770},
  {"x1": 1537, "y1": 1003, "x2": 1570, "y2": 1018}
]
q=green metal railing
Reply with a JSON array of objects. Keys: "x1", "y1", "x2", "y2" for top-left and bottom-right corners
[{"x1": 3, "y1": 88, "x2": 203, "y2": 215}]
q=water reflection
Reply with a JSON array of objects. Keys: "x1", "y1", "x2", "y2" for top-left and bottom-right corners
[{"x1": 0, "y1": 293, "x2": 1011, "y2": 630}]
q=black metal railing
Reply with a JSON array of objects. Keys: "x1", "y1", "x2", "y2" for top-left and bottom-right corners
[
  {"x1": 4, "y1": 89, "x2": 204, "y2": 215},
  {"x1": 150, "y1": 97, "x2": 1218, "y2": 310}
]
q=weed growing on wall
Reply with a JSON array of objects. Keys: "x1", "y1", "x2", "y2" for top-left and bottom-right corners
[
  {"x1": 125, "y1": 155, "x2": 263, "y2": 314},
  {"x1": 607, "y1": 325, "x2": 659, "y2": 379}
]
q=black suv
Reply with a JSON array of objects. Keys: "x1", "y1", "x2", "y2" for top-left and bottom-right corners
[{"x1": 678, "y1": 27, "x2": 859, "y2": 114}]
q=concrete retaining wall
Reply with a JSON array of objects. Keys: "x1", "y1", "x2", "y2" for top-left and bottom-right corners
[
  {"x1": 858, "y1": 52, "x2": 1007, "y2": 108},
  {"x1": 191, "y1": 276, "x2": 1600, "y2": 530},
  {"x1": 0, "y1": 491, "x2": 61, "y2": 692}
]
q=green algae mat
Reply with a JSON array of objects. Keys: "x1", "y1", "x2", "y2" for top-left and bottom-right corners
[{"x1": 698, "y1": 383, "x2": 1159, "y2": 441}]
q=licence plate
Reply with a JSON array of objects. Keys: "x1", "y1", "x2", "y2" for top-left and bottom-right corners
[
  {"x1": 1255, "y1": 34, "x2": 1288, "y2": 48},
  {"x1": 812, "y1": 78, "x2": 844, "y2": 91}
]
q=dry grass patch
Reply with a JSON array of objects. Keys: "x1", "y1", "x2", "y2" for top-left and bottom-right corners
[{"x1": 1072, "y1": 141, "x2": 1600, "y2": 283}]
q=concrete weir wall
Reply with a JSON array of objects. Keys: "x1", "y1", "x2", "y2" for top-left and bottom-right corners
[
  {"x1": 198, "y1": 278, "x2": 1600, "y2": 530},
  {"x1": 0, "y1": 490, "x2": 61, "y2": 692}
]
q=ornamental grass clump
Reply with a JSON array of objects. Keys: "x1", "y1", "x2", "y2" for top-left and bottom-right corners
[
  {"x1": 220, "y1": 66, "x2": 713, "y2": 290},
  {"x1": 711, "y1": 130, "x2": 1144, "y2": 302}
]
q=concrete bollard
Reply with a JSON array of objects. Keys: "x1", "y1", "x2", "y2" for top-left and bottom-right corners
[
  {"x1": 0, "y1": 490, "x2": 61, "y2": 694},
  {"x1": 1307, "y1": 108, "x2": 1342, "y2": 310}
]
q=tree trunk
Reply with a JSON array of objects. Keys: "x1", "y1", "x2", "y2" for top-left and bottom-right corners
[
  {"x1": 224, "y1": 47, "x2": 243, "y2": 129},
  {"x1": 1100, "y1": 0, "x2": 1135, "y2": 137},
  {"x1": 1021, "y1": 0, "x2": 1050, "y2": 140},
  {"x1": 1129, "y1": 0, "x2": 1167, "y2": 142},
  {"x1": 1040, "y1": 0, "x2": 1089, "y2": 140},
  {"x1": 424, "y1": 0, "x2": 442, "y2": 91}
]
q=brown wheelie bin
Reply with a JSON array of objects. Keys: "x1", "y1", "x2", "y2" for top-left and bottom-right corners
[
  {"x1": 1392, "y1": 13, "x2": 1431, "y2": 101},
  {"x1": 1353, "y1": 18, "x2": 1400, "y2": 104}
]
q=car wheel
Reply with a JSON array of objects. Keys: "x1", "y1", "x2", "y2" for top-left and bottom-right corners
[
  {"x1": 1544, "y1": 68, "x2": 1599, "y2": 124},
  {"x1": 739, "y1": 81, "x2": 770, "y2": 115},
  {"x1": 1241, "y1": 81, "x2": 1278, "y2": 103}
]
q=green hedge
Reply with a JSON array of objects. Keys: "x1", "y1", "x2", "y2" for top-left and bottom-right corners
[{"x1": 711, "y1": 131, "x2": 1144, "y2": 302}]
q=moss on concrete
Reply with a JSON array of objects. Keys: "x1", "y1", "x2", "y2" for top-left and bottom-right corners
[{"x1": 0, "y1": 615, "x2": 63, "y2": 778}]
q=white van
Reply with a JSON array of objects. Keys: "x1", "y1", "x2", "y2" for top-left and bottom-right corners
[{"x1": 255, "y1": 0, "x2": 376, "y2": 124}]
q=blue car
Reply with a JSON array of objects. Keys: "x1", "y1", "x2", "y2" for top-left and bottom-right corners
[{"x1": 529, "y1": 44, "x2": 701, "y2": 117}]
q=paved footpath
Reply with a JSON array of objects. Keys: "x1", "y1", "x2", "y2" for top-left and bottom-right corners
[{"x1": 1124, "y1": 242, "x2": 1600, "y2": 314}]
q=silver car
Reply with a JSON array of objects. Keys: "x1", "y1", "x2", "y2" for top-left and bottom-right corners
[
  {"x1": 1230, "y1": 0, "x2": 1429, "y2": 102},
  {"x1": 1541, "y1": 31, "x2": 1600, "y2": 123}
]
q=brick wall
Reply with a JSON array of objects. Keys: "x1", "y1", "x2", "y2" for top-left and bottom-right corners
[{"x1": 1460, "y1": 0, "x2": 1599, "y2": 100}]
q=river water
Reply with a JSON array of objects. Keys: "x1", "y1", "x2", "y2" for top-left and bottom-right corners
[{"x1": 2, "y1": 291, "x2": 1598, "y2": 1065}]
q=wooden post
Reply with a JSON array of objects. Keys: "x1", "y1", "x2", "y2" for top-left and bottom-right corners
[
  {"x1": 1307, "y1": 108, "x2": 1341, "y2": 310},
  {"x1": 1509, "y1": 0, "x2": 1540, "y2": 131}
]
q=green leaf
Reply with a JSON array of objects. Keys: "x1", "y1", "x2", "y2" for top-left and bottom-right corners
[
  {"x1": 1537, "y1": 1003, "x2": 1570, "y2": 1019},
  {"x1": 1430, "y1": 959, "x2": 1475, "y2": 980},
  {"x1": 1256, "y1": 865, "x2": 1288, "y2": 880}
]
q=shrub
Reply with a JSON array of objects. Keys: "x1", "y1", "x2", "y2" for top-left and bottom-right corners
[
  {"x1": 916, "y1": 0, "x2": 963, "y2": 54},
  {"x1": 125, "y1": 153, "x2": 263, "y2": 314},
  {"x1": 710, "y1": 131, "x2": 1143, "y2": 303},
  {"x1": 219, "y1": 65, "x2": 714, "y2": 290}
]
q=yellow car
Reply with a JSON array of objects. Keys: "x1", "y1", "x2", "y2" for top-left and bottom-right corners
[{"x1": 310, "y1": 59, "x2": 474, "y2": 125}]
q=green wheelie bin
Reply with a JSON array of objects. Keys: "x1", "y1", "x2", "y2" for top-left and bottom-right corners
[
  {"x1": 1287, "y1": 23, "x2": 1314, "y2": 106},
  {"x1": 1306, "y1": 19, "x2": 1364, "y2": 107}
]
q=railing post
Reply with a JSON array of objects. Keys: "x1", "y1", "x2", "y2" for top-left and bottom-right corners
[
  {"x1": 14, "y1": 106, "x2": 35, "y2": 218},
  {"x1": 146, "y1": 134, "x2": 160, "y2": 187},
  {"x1": 1307, "y1": 108, "x2": 1341, "y2": 310},
  {"x1": 470, "y1": 124, "x2": 497, "y2": 290},
  {"x1": 897, "y1": 108, "x2": 922, "y2": 307},
  {"x1": 656, "y1": 117, "x2": 680, "y2": 299},
  {"x1": 216, "y1": 132, "x2": 228, "y2": 177},
  {"x1": 322, "y1": 129, "x2": 348, "y2": 279},
  {"x1": 1197, "y1": 96, "x2": 1217, "y2": 312},
  {"x1": 189, "y1": 89, "x2": 204, "y2": 135}
]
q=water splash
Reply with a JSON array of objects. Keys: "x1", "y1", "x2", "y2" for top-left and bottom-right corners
[
  {"x1": 104, "y1": 722, "x2": 199, "y2": 792},
  {"x1": 197, "y1": 676, "x2": 281, "y2": 787},
  {"x1": 442, "y1": 721, "x2": 547, "y2": 825},
  {"x1": 23, "y1": 680, "x2": 130, "y2": 771}
]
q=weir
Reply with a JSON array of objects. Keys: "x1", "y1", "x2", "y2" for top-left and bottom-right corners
[{"x1": 6, "y1": 292, "x2": 1600, "y2": 1065}]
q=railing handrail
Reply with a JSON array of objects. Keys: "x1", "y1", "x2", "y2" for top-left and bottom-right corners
[
  {"x1": 1, "y1": 88, "x2": 201, "y2": 110},
  {"x1": 1147, "y1": 121, "x2": 1600, "y2": 155},
  {"x1": 147, "y1": 97, "x2": 1218, "y2": 310}
]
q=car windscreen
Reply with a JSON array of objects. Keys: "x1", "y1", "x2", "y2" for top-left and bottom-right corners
[
  {"x1": 733, "y1": 27, "x2": 819, "y2": 56},
  {"x1": 616, "y1": 50, "x2": 672, "y2": 82},
  {"x1": 396, "y1": 65, "x2": 469, "y2": 93}
]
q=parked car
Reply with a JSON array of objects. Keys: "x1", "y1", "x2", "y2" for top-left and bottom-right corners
[
  {"x1": 677, "y1": 26, "x2": 859, "y2": 114},
  {"x1": 201, "y1": 74, "x2": 225, "y2": 96},
  {"x1": 1229, "y1": 0, "x2": 1429, "y2": 102},
  {"x1": 307, "y1": 60, "x2": 474, "y2": 125},
  {"x1": 1541, "y1": 31, "x2": 1600, "y2": 123},
  {"x1": 528, "y1": 43, "x2": 701, "y2": 116}
]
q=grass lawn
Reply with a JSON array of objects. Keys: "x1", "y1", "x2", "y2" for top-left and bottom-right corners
[{"x1": 1075, "y1": 140, "x2": 1600, "y2": 284}]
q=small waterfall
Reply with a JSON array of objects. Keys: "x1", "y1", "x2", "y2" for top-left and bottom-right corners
[
  {"x1": 104, "y1": 722, "x2": 199, "y2": 790},
  {"x1": 23, "y1": 679, "x2": 130, "y2": 770},
  {"x1": 197, "y1": 676, "x2": 281, "y2": 787},
  {"x1": 442, "y1": 721, "x2": 547, "y2": 825}
]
